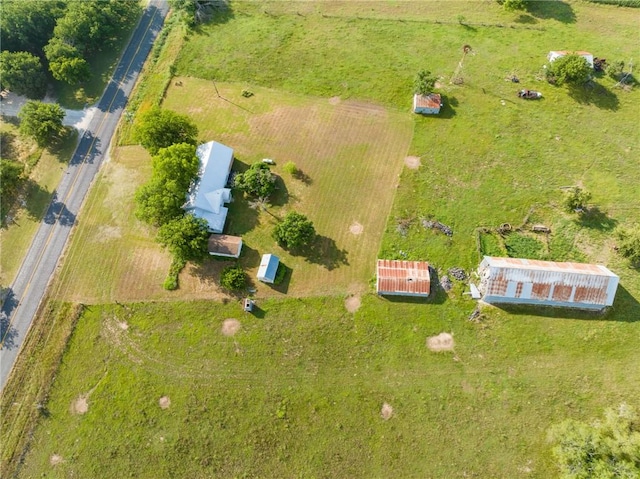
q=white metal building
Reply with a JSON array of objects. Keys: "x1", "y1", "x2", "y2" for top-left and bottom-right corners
[
  {"x1": 478, "y1": 256, "x2": 618, "y2": 310},
  {"x1": 184, "y1": 141, "x2": 234, "y2": 233},
  {"x1": 257, "y1": 254, "x2": 280, "y2": 284}
]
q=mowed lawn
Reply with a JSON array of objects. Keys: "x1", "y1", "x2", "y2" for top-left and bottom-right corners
[
  {"x1": 54, "y1": 83, "x2": 413, "y2": 302},
  {"x1": 16, "y1": 298, "x2": 640, "y2": 478}
]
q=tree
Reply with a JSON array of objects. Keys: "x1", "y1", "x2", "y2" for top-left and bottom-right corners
[
  {"x1": 606, "y1": 60, "x2": 625, "y2": 81},
  {"x1": 563, "y1": 186, "x2": 591, "y2": 213},
  {"x1": 157, "y1": 214, "x2": 209, "y2": 263},
  {"x1": 44, "y1": 38, "x2": 91, "y2": 84},
  {"x1": 500, "y1": 0, "x2": 527, "y2": 11},
  {"x1": 548, "y1": 404, "x2": 640, "y2": 479},
  {"x1": 273, "y1": 211, "x2": 316, "y2": 250},
  {"x1": 135, "y1": 179, "x2": 185, "y2": 227},
  {"x1": 220, "y1": 266, "x2": 247, "y2": 290},
  {"x1": 0, "y1": 0, "x2": 65, "y2": 55},
  {"x1": 134, "y1": 108, "x2": 198, "y2": 155},
  {"x1": 615, "y1": 224, "x2": 640, "y2": 266},
  {"x1": 413, "y1": 70, "x2": 436, "y2": 96},
  {"x1": 547, "y1": 54, "x2": 592, "y2": 86},
  {"x1": 0, "y1": 51, "x2": 47, "y2": 99},
  {"x1": 0, "y1": 159, "x2": 24, "y2": 204},
  {"x1": 234, "y1": 162, "x2": 277, "y2": 199},
  {"x1": 18, "y1": 101, "x2": 65, "y2": 147},
  {"x1": 169, "y1": 0, "x2": 227, "y2": 27},
  {"x1": 152, "y1": 143, "x2": 200, "y2": 192}
]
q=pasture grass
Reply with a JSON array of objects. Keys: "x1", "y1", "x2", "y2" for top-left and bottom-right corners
[{"x1": 14, "y1": 297, "x2": 640, "y2": 478}]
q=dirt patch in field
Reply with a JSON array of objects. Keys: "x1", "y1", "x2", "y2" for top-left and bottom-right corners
[
  {"x1": 117, "y1": 321, "x2": 129, "y2": 331},
  {"x1": 50, "y1": 454, "x2": 63, "y2": 466},
  {"x1": 381, "y1": 402, "x2": 393, "y2": 420},
  {"x1": 349, "y1": 221, "x2": 363, "y2": 235},
  {"x1": 221, "y1": 318, "x2": 241, "y2": 336},
  {"x1": 329, "y1": 96, "x2": 341, "y2": 105},
  {"x1": 159, "y1": 396, "x2": 171, "y2": 409},
  {"x1": 427, "y1": 332, "x2": 455, "y2": 352},
  {"x1": 345, "y1": 295, "x2": 361, "y2": 313},
  {"x1": 71, "y1": 395, "x2": 89, "y2": 415},
  {"x1": 404, "y1": 156, "x2": 421, "y2": 169}
]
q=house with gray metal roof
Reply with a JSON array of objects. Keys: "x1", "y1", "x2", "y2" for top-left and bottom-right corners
[{"x1": 184, "y1": 141, "x2": 234, "y2": 233}]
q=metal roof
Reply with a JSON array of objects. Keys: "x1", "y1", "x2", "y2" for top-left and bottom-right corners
[
  {"x1": 377, "y1": 259, "x2": 431, "y2": 296},
  {"x1": 257, "y1": 254, "x2": 280, "y2": 283},
  {"x1": 482, "y1": 257, "x2": 616, "y2": 276},
  {"x1": 413, "y1": 93, "x2": 442, "y2": 109}
]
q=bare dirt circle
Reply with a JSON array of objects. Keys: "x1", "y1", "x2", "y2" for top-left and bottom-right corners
[
  {"x1": 404, "y1": 156, "x2": 421, "y2": 169},
  {"x1": 159, "y1": 396, "x2": 171, "y2": 409},
  {"x1": 345, "y1": 295, "x2": 361, "y2": 313},
  {"x1": 50, "y1": 454, "x2": 63, "y2": 466},
  {"x1": 329, "y1": 96, "x2": 341, "y2": 105},
  {"x1": 221, "y1": 319, "x2": 241, "y2": 337},
  {"x1": 381, "y1": 402, "x2": 394, "y2": 420},
  {"x1": 349, "y1": 222, "x2": 364, "y2": 235},
  {"x1": 71, "y1": 395, "x2": 89, "y2": 415},
  {"x1": 117, "y1": 321, "x2": 129, "y2": 331},
  {"x1": 426, "y1": 332, "x2": 455, "y2": 352}
]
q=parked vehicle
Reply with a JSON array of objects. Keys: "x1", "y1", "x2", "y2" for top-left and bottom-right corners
[{"x1": 517, "y1": 89, "x2": 542, "y2": 99}]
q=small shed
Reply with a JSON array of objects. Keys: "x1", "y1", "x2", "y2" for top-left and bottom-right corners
[
  {"x1": 547, "y1": 51, "x2": 594, "y2": 68},
  {"x1": 478, "y1": 256, "x2": 618, "y2": 310},
  {"x1": 257, "y1": 254, "x2": 280, "y2": 284},
  {"x1": 208, "y1": 234, "x2": 243, "y2": 258},
  {"x1": 376, "y1": 259, "x2": 431, "y2": 297},
  {"x1": 413, "y1": 93, "x2": 442, "y2": 115}
]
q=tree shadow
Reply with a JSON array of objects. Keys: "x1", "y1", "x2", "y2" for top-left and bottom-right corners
[
  {"x1": 43, "y1": 192, "x2": 76, "y2": 227},
  {"x1": 525, "y1": 1, "x2": 576, "y2": 24},
  {"x1": 0, "y1": 290, "x2": 19, "y2": 350},
  {"x1": 292, "y1": 169, "x2": 312, "y2": 185},
  {"x1": 270, "y1": 175, "x2": 290, "y2": 207},
  {"x1": 225, "y1": 193, "x2": 260, "y2": 235},
  {"x1": 192, "y1": 0, "x2": 234, "y2": 31},
  {"x1": 70, "y1": 132, "x2": 102, "y2": 165},
  {"x1": 265, "y1": 262, "x2": 291, "y2": 294},
  {"x1": 22, "y1": 179, "x2": 52, "y2": 221},
  {"x1": 567, "y1": 83, "x2": 620, "y2": 111},
  {"x1": 575, "y1": 207, "x2": 618, "y2": 231},
  {"x1": 0, "y1": 130, "x2": 17, "y2": 158},
  {"x1": 514, "y1": 14, "x2": 538, "y2": 24},
  {"x1": 188, "y1": 256, "x2": 233, "y2": 287},
  {"x1": 302, "y1": 235, "x2": 349, "y2": 271}
]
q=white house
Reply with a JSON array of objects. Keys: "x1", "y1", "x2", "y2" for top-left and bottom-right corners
[
  {"x1": 257, "y1": 254, "x2": 280, "y2": 284},
  {"x1": 548, "y1": 51, "x2": 594, "y2": 68},
  {"x1": 184, "y1": 141, "x2": 234, "y2": 233},
  {"x1": 478, "y1": 256, "x2": 618, "y2": 310}
]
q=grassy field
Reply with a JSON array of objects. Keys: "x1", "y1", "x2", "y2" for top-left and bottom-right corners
[
  {"x1": 7, "y1": 1, "x2": 640, "y2": 478},
  {"x1": 54, "y1": 81, "x2": 413, "y2": 301},
  {"x1": 14, "y1": 297, "x2": 640, "y2": 478},
  {"x1": 1, "y1": 123, "x2": 78, "y2": 286}
]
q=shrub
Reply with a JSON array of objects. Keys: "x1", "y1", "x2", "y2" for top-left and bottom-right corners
[
  {"x1": 283, "y1": 161, "x2": 298, "y2": 176},
  {"x1": 273, "y1": 211, "x2": 316, "y2": 250},
  {"x1": 605, "y1": 60, "x2": 625, "y2": 80},
  {"x1": 563, "y1": 186, "x2": 591, "y2": 213},
  {"x1": 220, "y1": 266, "x2": 246, "y2": 290},
  {"x1": 413, "y1": 70, "x2": 436, "y2": 96},
  {"x1": 615, "y1": 224, "x2": 640, "y2": 266},
  {"x1": 547, "y1": 54, "x2": 592, "y2": 86},
  {"x1": 505, "y1": 234, "x2": 545, "y2": 259},
  {"x1": 234, "y1": 162, "x2": 277, "y2": 198},
  {"x1": 274, "y1": 263, "x2": 288, "y2": 285}
]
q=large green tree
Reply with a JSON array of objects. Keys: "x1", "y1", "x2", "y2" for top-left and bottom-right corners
[
  {"x1": 157, "y1": 214, "x2": 210, "y2": 263},
  {"x1": 0, "y1": 159, "x2": 25, "y2": 207},
  {"x1": 0, "y1": 0, "x2": 66, "y2": 55},
  {"x1": 547, "y1": 54, "x2": 592, "y2": 86},
  {"x1": 234, "y1": 162, "x2": 277, "y2": 199},
  {"x1": 0, "y1": 51, "x2": 48, "y2": 99},
  {"x1": 152, "y1": 143, "x2": 200, "y2": 192},
  {"x1": 135, "y1": 179, "x2": 185, "y2": 227},
  {"x1": 548, "y1": 404, "x2": 640, "y2": 479},
  {"x1": 273, "y1": 211, "x2": 316, "y2": 250},
  {"x1": 413, "y1": 70, "x2": 436, "y2": 96},
  {"x1": 44, "y1": 38, "x2": 90, "y2": 84},
  {"x1": 18, "y1": 101, "x2": 65, "y2": 147},
  {"x1": 134, "y1": 108, "x2": 198, "y2": 155}
]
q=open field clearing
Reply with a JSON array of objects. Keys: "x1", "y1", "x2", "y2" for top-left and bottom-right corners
[
  {"x1": 13, "y1": 298, "x2": 640, "y2": 478},
  {"x1": 54, "y1": 82, "x2": 413, "y2": 301}
]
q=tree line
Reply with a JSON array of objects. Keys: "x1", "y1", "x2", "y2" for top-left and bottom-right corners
[{"x1": 0, "y1": 0, "x2": 140, "y2": 98}]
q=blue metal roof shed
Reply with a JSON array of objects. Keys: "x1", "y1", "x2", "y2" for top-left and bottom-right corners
[{"x1": 257, "y1": 254, "x2": 280, "y2": 284}]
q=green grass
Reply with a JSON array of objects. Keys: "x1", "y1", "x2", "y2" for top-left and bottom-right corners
[
  {"x1": 1, "y1": 128, "x2": 77, "y2": 285},
  {"x1": 13, "y1": 298, "x2": 640, "y2": 478}
]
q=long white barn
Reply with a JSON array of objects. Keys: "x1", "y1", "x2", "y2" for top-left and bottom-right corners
[
  {"x1": 184, "y1": 141, "x2": 234, "y2": 233},
  {"x1": 478, "y1": 256, "x2": 618, "y2": 310}
]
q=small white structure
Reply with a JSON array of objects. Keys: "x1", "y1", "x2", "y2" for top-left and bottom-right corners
[
  {"x1": 548, "y1": 51, "x2": 594, "y2": 68},
  {"x1": 257, "y1": 254, "x2": 280, "y2": 284},
  {"x1": 208, "y1": 234, "x2": 243, "y2": 258},
  {"x1": 478, "y1": 256, "x2": 619, "y2": 310},
  {"x1": 184, "y1": 141, "x2": 234, "y2": 233}
]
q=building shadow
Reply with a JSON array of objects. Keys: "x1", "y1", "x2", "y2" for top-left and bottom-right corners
[
  {"x1": 488, "y1": 285, "x2": 638, "y2": 322},
  {"x1": 575, "y1": 207, "x2": 618, "y2": 232},
  {"x1": 438, "y1": 95, "x2": 458, "y2": 119},
  {"x1": 526, "y1": 1, "x2": 576, "y2": 24},
  {"x1": 567, "y1": 83, "x2": 619, "y2": 111}
]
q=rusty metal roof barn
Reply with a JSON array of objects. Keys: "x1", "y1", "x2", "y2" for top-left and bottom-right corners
[
  {"x1": 478, "y1": 256, "x2": 619, "y2": 310},
  {"x1": 377, "y1": 260, "x2": 431, "y2": 297}
]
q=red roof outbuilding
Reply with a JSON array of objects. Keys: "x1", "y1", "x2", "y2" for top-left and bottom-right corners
[{"x1": 376, "y1": 259, "x2": 431, "y2": 297}]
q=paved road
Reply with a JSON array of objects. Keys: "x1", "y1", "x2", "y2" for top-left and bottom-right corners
[{"x1": 0, "y1": 0, "x2": 169, "y2": 391}]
